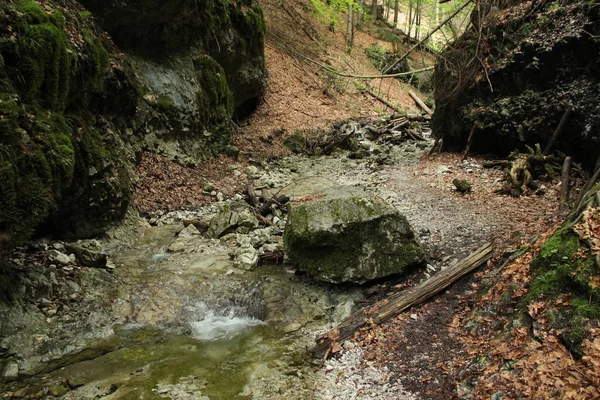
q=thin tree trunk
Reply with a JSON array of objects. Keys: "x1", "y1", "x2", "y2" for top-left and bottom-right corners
[
  {"x1": 393, "y1": 0, "x2": 399, "y2": 26},
  {"x1": 346, "y1": 4, "x2": 354, "y2": 46},
  {"x1": 407, "y1": 0, "x2": 413, "y2": 39},
  {"x1": 371, "y1": 0, "x2": 378, "y2": 18},
  {"x1": 358, "y1": 0, "x2": 365, "y2": 24},
  {"x1": 383, "y1": 0, "x2": 473, "y2": 74}
]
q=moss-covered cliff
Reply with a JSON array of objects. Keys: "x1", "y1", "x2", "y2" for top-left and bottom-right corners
[
  {"x1": 0, "y1": 0, "x2": 139, "y2": 253},
  {"x1": 0, "y1": 0, "x2": 267, "y2": 256},
  {"x1": 78, "y1": 0, "x2": 267, "y2": 115},
  {"x1": 433, "y1": 0, "x2": 600, "y2": 167}
]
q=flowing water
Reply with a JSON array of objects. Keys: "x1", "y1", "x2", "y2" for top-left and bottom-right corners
[{"x1": 19, "y1": 225, "x2": 360, "y2": 399}]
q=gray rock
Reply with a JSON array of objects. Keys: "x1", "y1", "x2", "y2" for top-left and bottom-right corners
[
  {"x1": 284, "y1": 187, "x2": 425, "y2": 284},
  {"x1": 178, "y1": 224, "x2": 201, "y2": 238},
  {"x1": 47, "y1": 250, "x2": 71, "y2": 266},
  {"x1": 234, "y1": 244, "x2": 259, "y2": 270},
  {"x1": 248, "y1": 228, "x2": 274, "y2": 248},
  {"x1": 208, "y1": 203, "x2": 259, "y2": 238},
  {"x1": 203, "y1": 182, "x2": 215, "y2": 192},
  {"x1": 436, "y1": 165, "x2": 451, "y2": 175},
  {"x1": 244, "y1": 166, "x2": 262, "y2": 179},
  {"x1": 65, "y1": 240, "x2": 107, "y2": 268},
  {"x1": 3, "y1": 362, "x2": 19, "y2": 379}
]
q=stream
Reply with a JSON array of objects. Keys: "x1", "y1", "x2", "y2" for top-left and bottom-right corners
[{"x1": 1, "y1": 127, "x2": 441, "y2": 399}]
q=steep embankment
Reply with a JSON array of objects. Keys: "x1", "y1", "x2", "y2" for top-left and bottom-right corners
[
  {"x1": 433, "y1": 0, "x2": 600, "y2": 166},
  {"x1": 0, "y1": 0, "x2": 266, "y2": 256}
]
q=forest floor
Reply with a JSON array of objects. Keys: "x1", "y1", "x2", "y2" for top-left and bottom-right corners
[{"x1": 132, "y1": 1, "x2": 600, "y2": 399}]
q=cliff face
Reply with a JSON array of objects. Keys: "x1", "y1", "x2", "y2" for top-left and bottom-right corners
[
  {"x1": 78, "y1": 0, "x2": 267, "y2": 114},
  {"x1": 432, "y1": 0, "x2": 600, "y2": 166},
  {"x1": 0, "y1": 0, "x2": 266, "y2": 254}
]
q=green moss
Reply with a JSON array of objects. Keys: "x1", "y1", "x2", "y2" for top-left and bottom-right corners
[
  {"x1": 82, "y1": 29, "x2": 109, "y2": 86},
  {"x1": 11, "y1": 1, "x2": 73, "y2": 110},
  {"x1": 193, "y1": 54, "x2": 234, "y2": 122},
  {"x1": 524, "y1": 223, "x2": 600, "y2": 352},
  {"x1": 284, "y1": 197, "x2": 424, "y2": 282},
  {"x1": 156, "y1": 95, "x2": 174, "y2": 112}
]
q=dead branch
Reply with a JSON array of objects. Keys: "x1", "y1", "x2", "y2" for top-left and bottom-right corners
[
  {"x1": 543, "y1": 106, "x2": 572, "y2": 156},
  {"x1": 560, "y1": 156, "x2": 573, "y2": 213},
  {"x1": 462, "y1": 123, "x2": 477, "y2": 161},
  {"x1": 365, "y1": 88, "x2": 404, "y2": 113},
  {"x1": 408, "y1": 90, "x2": 433, "y2": 115},
  {"x1": 312, "y1": 243, "x2": 493, "y2": 358}
]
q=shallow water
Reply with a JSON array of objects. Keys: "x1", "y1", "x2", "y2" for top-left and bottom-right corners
[{"x1": 27, "y1": 225, "x2": 360, "y2": 399}]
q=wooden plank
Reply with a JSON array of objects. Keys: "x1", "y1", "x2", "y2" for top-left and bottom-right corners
[{"x1": 312, "y1": 242, "x2": 493, "y2": 358}]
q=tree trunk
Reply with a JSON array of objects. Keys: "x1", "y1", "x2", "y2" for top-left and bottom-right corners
[
  {"x1": 393, "y1": 0, "x2": 399, "y2": 26},
  {"x1": 346, "y1": 4, "x2": 354, "y2": 46},
  {"x1": 371, "y1": 0, "x2": 378, "y2": 18},
  {"x1": 358, "y1": 0, "x2": 365, "y2": 24},
  {"x1": 407, "y1": 0, "x2": 413, "y2": 39}
]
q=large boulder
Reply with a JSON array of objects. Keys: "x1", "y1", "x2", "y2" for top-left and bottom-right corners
[{"x1": 283, "y1": 187, "x2": 425, "y2": 284}]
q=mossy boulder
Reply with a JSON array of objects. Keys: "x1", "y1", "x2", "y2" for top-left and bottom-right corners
[
  {"x1": 525, "y1": 223, "x2": 600, "y2": 356},
  {"x1": 283, "y1": 187, "x2": 425, "y2": 284}
]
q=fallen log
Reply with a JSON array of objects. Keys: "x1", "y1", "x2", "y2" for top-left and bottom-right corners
[
  {"x1": 408, "y1": 90, "x2": 433, "y2": 116},
  {"x1": 365, "y1": 88, "x2": 403, "y2": 113},
  {"x1": 311, "y1": 242, "x2": 493, "y2": 358}
]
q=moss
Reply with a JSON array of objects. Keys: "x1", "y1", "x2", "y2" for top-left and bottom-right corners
[
  {"x1": 193, "y1": 54, "x2": 234, "y2": 122},
  {"x1": 11, "y1": 1, "x2": 74, "y2": 110},
  {"x1": 284, "y1": 197, "x2": 423, "y2": 282},
  {"x1": 81, "y1": 29, "x2": 110, "y2": 86},
  {"x1": 156, "y1": 95, "x2": 174, "y2": 112},
  {"x1": 524, "y1": 223, "x2": 600, "y2": 352}
]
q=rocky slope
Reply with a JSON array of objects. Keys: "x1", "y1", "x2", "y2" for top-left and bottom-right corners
[
  {"x1": 433, "y1": 0, "x2": 600, "y2": 167},
  {"x1": 0, "y1": 0, "x2": 266, "y2": 256}
]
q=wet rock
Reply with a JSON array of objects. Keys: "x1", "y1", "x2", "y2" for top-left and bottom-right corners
[
  {"x1": 208, "y1": 203, "x2": 259, "y2": 238},
  {"x1": 284, "y1": 186, "x2": 425, "y2": 284},
  {"x1": 11, "y1": 387, "x2": 28, "y2": 398},
  {"x1": 65, "y1": 241, "x2": 107, "y2": 269},
  {"x1": 47, "y1": 250, "x2": 72, "y2": 266}
]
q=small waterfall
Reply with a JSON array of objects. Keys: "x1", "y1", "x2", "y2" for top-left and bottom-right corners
[
  {"x1": 187, "y1": 281, "x2": 267, "y2": 341},
  {"x1": 188, "y1": 302, "x2": 266, "y2": 341}
]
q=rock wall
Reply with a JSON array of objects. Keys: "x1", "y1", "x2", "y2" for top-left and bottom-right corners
[
  {"x1": 432, "y1": 0, "x2": 600, "y2": 167},
  {"x1": 0, "y1": 0, "x2": 266, "y2": 255}
]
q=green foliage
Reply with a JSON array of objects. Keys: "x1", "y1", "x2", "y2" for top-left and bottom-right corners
[
  {"x1": 365, "y1": 43, "x2": 388, "y2": 70},
  {"x1": 310, "y1": 0, "x2": 360, "y2": 29},
  {"x1": 12, "y1": 0, "x2": 74, "y2": 110}
]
